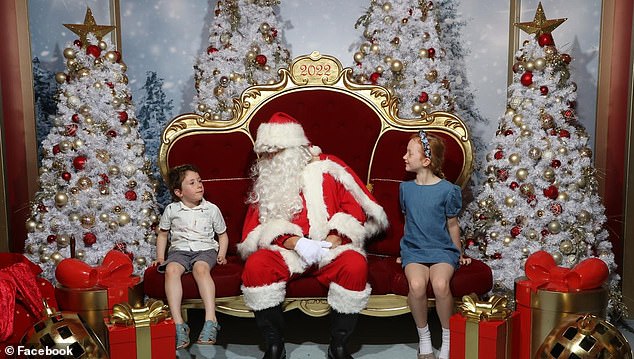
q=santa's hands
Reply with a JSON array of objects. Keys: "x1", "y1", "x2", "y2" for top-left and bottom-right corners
[{"x1": 295, "y1": 237, "x2": 332, "y2": 265}]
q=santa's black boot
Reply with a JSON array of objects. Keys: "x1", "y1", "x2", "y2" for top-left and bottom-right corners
[
  {"x1": 254, "y1": 305, "x2": 286, "y2": 359},
  {"x1": 327, "y1": 311, "x2": 359, "y2": 359}
]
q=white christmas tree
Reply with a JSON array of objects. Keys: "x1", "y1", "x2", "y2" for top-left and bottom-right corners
[
  {"x1": 193, "y1": 0, "x2": 291, "y2": 120},
  {"x1": 24, "y1": 8, "x2": 159, "y2": 282},
  {"x1": 460, "y1": 4, "x2": 623, "y2": 315},
  {"x1": 350, "y1": 0, "x2": 453, "y2": 118}
]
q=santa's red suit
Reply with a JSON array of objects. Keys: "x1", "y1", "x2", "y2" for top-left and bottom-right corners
[{"x1": 238, "y1": 152, "x2": 388, "y2": 314}]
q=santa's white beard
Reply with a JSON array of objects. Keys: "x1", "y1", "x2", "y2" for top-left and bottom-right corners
[{"x1": 248, "y1": 147, "x2": 312, "y2": 222}]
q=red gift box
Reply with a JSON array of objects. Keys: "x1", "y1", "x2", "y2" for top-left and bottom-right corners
[
  {"x1": 105, "y1": 300, "x2": 175, "y2": 359},
  {"x1": 515, "y1": 251, "x2": 609, "y2": 359},
  {"x1": 449, "y1": 294, "x2": 519, "y2": 359}
]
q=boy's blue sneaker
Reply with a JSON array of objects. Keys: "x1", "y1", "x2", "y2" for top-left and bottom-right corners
[
  {"x1": 175, "y1": 322, "x2": 190, "y2": 349},
  {"x1": 197, "y1": 320, "x2": 220, "y2": 344}
]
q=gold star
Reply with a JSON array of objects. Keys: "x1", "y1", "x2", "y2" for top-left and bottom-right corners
[
  {"x1": 515, "y1": 2, "x2": 567, "y2": 36},
  {"x1": 64, "y1": 8, "x2": 115, "y2": 46}
]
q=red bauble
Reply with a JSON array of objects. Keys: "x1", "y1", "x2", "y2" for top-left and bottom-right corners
[
  {"x1": 106, "y1": 82, "x2": 114, "y2": 89},
  {"x1": 418, "y1": 91, "x2": 429, "y2": 103},
  {"x1": 527, "y1": 194, "x2": 538, "y2": 207},
  {"x1": 492, "y1": 252, "x2": 502, "y2": 260},
  {"x1": 541, "y1": 229, "x2": 550, "y2": 236},
  {"x1": 72, "y1": 114, "x2": 80, "y2": 123},
  {"x1": 207, "y1": 46, "x2": 219, "y2": 54},
  {"x1": 427, "y1": 48, "x2": 436, "y2": 59},
  {"x1": 271, "y1": 28, "x2": 278, "y2": 38},
  {"x1": 47, "y1": 235, "x2": 57, "y2": 243},
  {"x1": 559, "y1": 129, "x2": 570, "y2": 138},
  {"x1": 62, "y1": 172, "x2": 72, "y2": 181},
  {"x1": 255, "y1": 54, "x2": 267, "y2": 66},
  {"x1": 106, "y1": 130, "x2": 117, "y2": 138},
  {"x1": 568, "y1": 100, "x2": 577, "y2": 108},
  {"x1": 83, "y1": 232, "x2": 97, "y2": 246},
  {"x1": 73, "y1": 155, "x2": 87, "y2": 170},
  {"x1": 540, "y1": 86, "x2": 549, "y2": 95},
  {"x1": 511, "y1": 226, "x2": 522, "y2": 238},
  {"x1": 510, "y1": 181, "x2": 519, "y2": 190},
  {"x1": 118, "y1": 111, "x2": 129, "y2": 123},
  {"x1": 494, "y1": 150, "x2": 504, "y2": 159},
  {"x1": 370, "y1": 72, "x2": 381, "y2": 84},
  {"x1": 549, "y1": 202, "x2": 563, "y2": 215},
  {"x1": 551, "y1": 159, "x2": 561, "y2": 168},
  {"x1": 496, "y1": 169, "x2": 509, "y2": 182},
  {"x1": 125, "y1": 190, "x2": 137, "y2": 201},
  {"x1": 520, "y1": 71, "x2": 533, "y2": 86},
  {"x1": 113, "y1": 51, "x2": 122, "y2": 62},
  {"x1": 543, "y1": 185, "x2": 559, "y2": 199},
  {"x1": 561, "y1": 53, "x2": 572, "y2": 64},
  {"x1": 66, "y1": 123, "x2": 78, "y2": 136},
  {"x1": 504, "y1": 129, "x2": 514, "y2": 136},
  {"x1": 114, "y1": 242, "x2": 127, "y2": 252},
  {"x1": 564, "y1": 110, "x2": 574, "y2": 119},
  {"x1": 38, "y1": 204, "x2": 48, "y2": 213},
  {"x1": 466, "y1": 238, "x2": 476, "y2": 247},
  {"x1": 537, "y1": 33, "x2": 555, "y2": 47},
  {"x1": 86, "y1": 45, "x2": 101, "y2": 58},
  {"x1": 52, "y1": 144, "x2": 61, "y2": 155}
]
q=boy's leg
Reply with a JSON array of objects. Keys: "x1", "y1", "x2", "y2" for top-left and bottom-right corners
[
  {"x1": 164, "y1": 262, "x2": 186, "y2": 324},
  {"x1": 192, "y1": 260, "x2": 217, "y2": 322}
]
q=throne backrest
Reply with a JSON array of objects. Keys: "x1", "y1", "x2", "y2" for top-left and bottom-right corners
[{"x1": 159, "y1": 52, "x2": 473, "y2": 256}]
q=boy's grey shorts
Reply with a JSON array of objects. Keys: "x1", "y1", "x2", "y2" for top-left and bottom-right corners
[{"x1": 157, "y1": 249, "x2": 217, "y2": 273}]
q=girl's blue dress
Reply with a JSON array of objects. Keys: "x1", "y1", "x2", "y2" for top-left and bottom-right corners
[{"x1": 399, "y1": 179, "x2": 462, "y2": 268}]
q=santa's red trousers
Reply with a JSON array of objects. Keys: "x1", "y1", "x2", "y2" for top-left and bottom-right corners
[{"x1": 241, "y1": 249, "x2": 367, "y2": 291}]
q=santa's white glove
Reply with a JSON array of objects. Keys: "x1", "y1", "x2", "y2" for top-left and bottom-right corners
[{"x1": 295, "y1": 237, "x2": 332, "y2": 265}]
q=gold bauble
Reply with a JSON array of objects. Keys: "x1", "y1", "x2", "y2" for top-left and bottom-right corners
[
  {"x1": 113, "y1": 205, "x2": 122, "y2": 213},
  {"x1": 26, "y1": 244, "x2": 36, "y2": 254},
  {"x1": 118, "y1": 212, "x2": 131, "y2": 226},
  {"x1": 412, "y1": 103, "x2": 423, "y2": 115},
  {"x1": 490, "y1": 232, "x2": 499, "y2": 240},
  {"x1": 512, "y1": 114, "x2": 523, "y2": 126},
  {"x1": 548, "y1": 220, "x2": 562, "y2": 234},
  {"x1": 51, "y1": 252, "x2": 64, "y2": 264},
  {"x1": 577, "y1": 210, "x2": 591, "y2": 224},
  {"x1": 54, "y1": 192, "x2": 68, "y2": 207},
  {"x1": 353, "y1": 51, "x2": 365, "y2": 63},
  {"x1": 516, "y1": 168, "x2": 529, "y2": 181},
  {"x1": 149, "y1": 214, "x2": 159, "y2": 223},
  {"x1": 503, "y1": 236, "x2": 513, "y2": 245},
  {"x1": 382, "y1": 2, "x2": 392, "y2": 11},
  {"x1": 78, "y1": 68, "x2": 90, "y2": 78},
  {"x1": 80, "y1": 214, "x2": 96, "y2": 229},
  {"x1": 76, "y1": 249, "x2": 85, "y2": 260},
  {"x1": 425, "y1": 70, "x2": 438, "y2": 82},
  {"x1": 108, "y1": 221, "x2": 119, "y2": 230},
  {"x1": 99, "y1": 213, "x2": 109, "y2": 222},
  {"x1": 390, "y1": 59, "x2": 403, "y2": 72},
  {"x1": 97, "y1": 40, "x2": 108, "y2": 50},
  {"x1": 135, "y1": 257, "x2": 147, "y2": 266},
  {"x1": 370, "y1": 44, "x2": 380, "y2": 54},
  {"x1": 77, "y1": 176, "x2": 93, "y2": 190},
  {"x1": 39, "y1": 253, "x2": 51, "y2": 263},
  {"x1": 558, "y1": 192, "x2": 569, "y2": 201},
  {"x1": 246, "y1": 51, "x2": 256, "y2": 61},
  {"x1": 63, "y1": 47, "x2": 76, "y2": 59},
  {"x1": 508, "y1": 153, "x2": 520, "y2": 165},
  {"x1": 56, "y1": 234, "x2": 69, "y2": 248},
  {"x1": 527, "y1": 229, "x2": 538, "y2": 241},
  {"x1": 26, "y1": 218, "x2": 38, "y2": 232},
  {"x1": 557, "y1": 146, "x2": 568, "y2": 156},
  {"x1": 197, "y1": 103, "x2": 207, "y2": 112},
  {"x1": 105, "y1": 51, "x2": 118, "y2": 63},
  {"x1": 383, "y1": 15, "x2": 394, "y2": 24},
  {"x1": 534, "y1": 57, "x2": 546, "y2": 70},
  {"x1": 430, "y1": 94, "x2": 441, "y2": 105},
  {"x1": 505, "y1": 196, "x2": 516, "y2": 207},
  {"x1": 580, "y1": 147, "x2": 593, "y2": 157},
  {"x1": 383, "y1": 55, "x2": 393, "y2": 64},
  {"x1": 55, "y1": 72, "x2": 67, "y2": 84},
  {"x1": 528, "y1": 147, "x2": 542, "y2": 160},
  {"x1": 109, "y1": 165, "x2": 120, "y2": 176},
  {"x1": 543, "y1": 168, "x2": 555, "y2": 181},
  {"x1": 418, "y1": 48, "x2": 428, "y2": 58},
  {"x1": 559, "y1": 239, "x2": 574, "y2": 255},
  {"x1": 552, "y1": 252, "x2": 563, "y2": 264},
  {"x1": 537, "y1": 314, "x2": 633, "y2": 359}
]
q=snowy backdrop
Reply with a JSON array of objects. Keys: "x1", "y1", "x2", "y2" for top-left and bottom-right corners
[{"x1": 28, "y1": 0, "x2": 602, "y2": 205}]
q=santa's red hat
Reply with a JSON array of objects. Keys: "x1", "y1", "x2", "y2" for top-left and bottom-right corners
[{"x1": 254, "y1": 112, "x2": 310, "y2": 153}]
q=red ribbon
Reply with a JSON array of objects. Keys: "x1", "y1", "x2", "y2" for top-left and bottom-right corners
[
  {"x1": 524, "y1": 250, "x2": 608, "y2": 292},
  {"x1": 0, "y1": 261, "x2": 44, "y2": 341},
  {"x1": 56, "y1": 250, "x2": 140, "y2": 289}
]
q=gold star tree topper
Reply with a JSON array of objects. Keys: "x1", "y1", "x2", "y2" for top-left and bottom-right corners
[
  {"x1": 515, "y1": 2, "x2": 567, "y2": 36},
  {"x1": 64, "y1": 8, "x2": 115, "y2": 46}
]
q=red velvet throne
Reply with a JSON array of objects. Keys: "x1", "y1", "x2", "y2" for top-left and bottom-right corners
[{"x1": 143, "y1": 52, "x2": 493, "y2": 318}]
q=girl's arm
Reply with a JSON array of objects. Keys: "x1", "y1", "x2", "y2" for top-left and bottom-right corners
[
  {"x1": 217, "y1": 232, "x2": 229, "y2": 265},
  {"x1": 447, "y1": 217, "x2": 471, "y2": 265}
]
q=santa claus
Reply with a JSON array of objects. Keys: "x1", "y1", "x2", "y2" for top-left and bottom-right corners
[{"x1": 238, "y1": 112, "x2": 388, "y2": 359}]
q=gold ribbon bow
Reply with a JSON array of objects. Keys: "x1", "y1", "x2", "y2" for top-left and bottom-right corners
[
  {"x1": 110, "y1": 299, "x2": 170, "y2": 359},
  {"x1": 459, "y1": 293, "x2": 512, "y2": 321}
]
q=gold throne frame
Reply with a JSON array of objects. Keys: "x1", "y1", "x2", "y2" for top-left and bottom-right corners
[{"x1": 158, "y1": 51, "x2": 474, "y2": 318}]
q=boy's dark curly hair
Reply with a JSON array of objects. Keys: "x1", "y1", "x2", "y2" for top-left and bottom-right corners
[{"x1": 167, "y1": 164, "x2": 200, "y2": 201}]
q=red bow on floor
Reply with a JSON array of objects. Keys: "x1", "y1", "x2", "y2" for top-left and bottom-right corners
[
  {"x1": 0, "y1": 262, "x2": 44, "y2": 341},
  {"x1": 56, "y1": 250, "x2": 140, "y2": 289},
  {"x1": 524, "y1": 250, "x2": 608, "y2": 292}
]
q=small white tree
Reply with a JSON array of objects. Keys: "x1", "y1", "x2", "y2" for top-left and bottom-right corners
[{"x1": 193, "y1": 0, "x2": 291, "y2": 120}]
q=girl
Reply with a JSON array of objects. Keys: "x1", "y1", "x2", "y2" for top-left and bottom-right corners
[{"x1": 400, "y1": 131, "x2": 471, "y2": 359}]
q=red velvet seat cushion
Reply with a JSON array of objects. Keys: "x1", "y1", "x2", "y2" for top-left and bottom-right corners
[
  {"x1": 371, "y1": 255, "x2": 493, "y2": 297},
  {"x1": 143, "y1": 255, "x2": 244, "y2": 299}
]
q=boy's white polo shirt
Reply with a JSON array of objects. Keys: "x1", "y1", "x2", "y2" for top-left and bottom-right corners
[{"x1": 159, "y1": 199, "x2": 227, "y2": 252}]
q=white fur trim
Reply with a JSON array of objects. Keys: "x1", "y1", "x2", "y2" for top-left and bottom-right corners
[
  {"x1": 254, "y1": 122, "x2": 309, "y2": 153},
  {"x1": 327, "y1": 282, "x2": 372, "y2": 314},
  {"x1": 327, "y1": 213, "x2": 366, "y2": 246},
  {"x1": 241, "y1": 281, "x2": 286, "y2": 310},
  {"x1": 318, "y1": 245, "x2": 365, "y2": 268},
  {"x1": 237, "y1": 220, "x2": 303, "y2": 259},
  {"x1": 302, "y1": 163, "x2": 329, "y2": 241}
]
